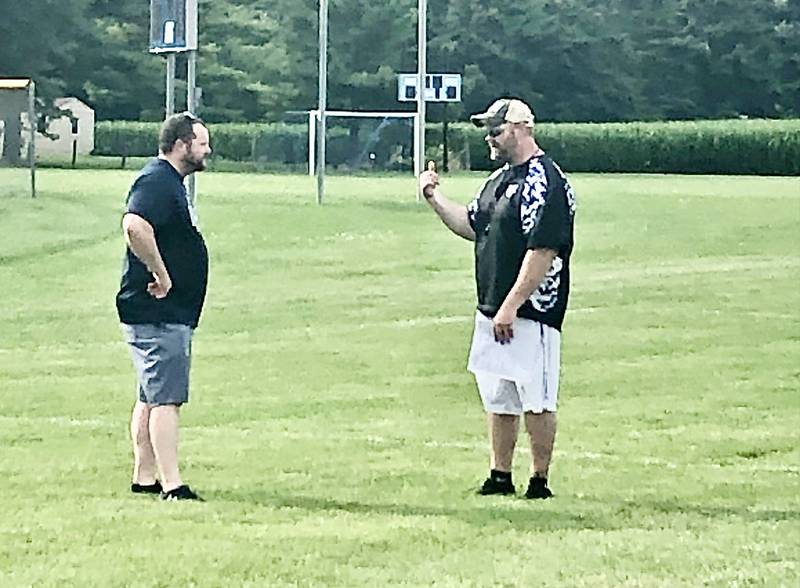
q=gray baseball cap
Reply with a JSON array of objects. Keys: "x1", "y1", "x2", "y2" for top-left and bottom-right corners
[{"x1": 470, "y1": 98, "x2": 535, "y2": 128}]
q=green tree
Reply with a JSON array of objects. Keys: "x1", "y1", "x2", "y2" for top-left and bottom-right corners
[
  {"x1": 686, "y1": 0, "x2": 800, "y2": 117},
  {"x1": 3, "y1": 0, "x2": 798, "y2": 123},
  {"x1": 79, "y1": 1, "x2": 164, "y2": 120},
  {"x1": 0, "y1": 0, "x2": 93, "y2": 102},
  {"x1": 434, "y1": 0, "x2": 645, "y2": 122}
]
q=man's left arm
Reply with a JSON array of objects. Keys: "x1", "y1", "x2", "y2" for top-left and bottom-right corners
[{"x1": 492, "y1": 248, "x2": 557, "y2": 343}]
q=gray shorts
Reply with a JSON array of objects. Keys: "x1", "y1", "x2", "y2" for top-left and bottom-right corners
[{"x1": 121, "y1": 323, "x2": 194, "y2": 406}]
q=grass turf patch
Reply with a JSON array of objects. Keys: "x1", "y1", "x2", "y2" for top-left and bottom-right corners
[{"x1": 0, "y1": 168, "x2": 798, "y2": 587}]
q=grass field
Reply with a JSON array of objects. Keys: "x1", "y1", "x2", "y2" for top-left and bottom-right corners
[{"x1": 0, "y1": 167, "x2": 798, "y2": 587}]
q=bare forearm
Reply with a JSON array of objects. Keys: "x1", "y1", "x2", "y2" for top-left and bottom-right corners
[
  {"x1": 123, "y1": 215, "x2": 168, "y2": 278},
  {"x1": 499, "y1": 248, "x2": 558, "y2": 313},
  {"x1": 426, "y1": 189, "x2": 476, "y2": 241}
]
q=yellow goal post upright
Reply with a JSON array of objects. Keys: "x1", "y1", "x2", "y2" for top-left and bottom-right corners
[{"x1": 0, "y1": 78, "x2": 36, "y2": 198}]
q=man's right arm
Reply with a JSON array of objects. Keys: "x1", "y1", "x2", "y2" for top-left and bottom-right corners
[
  {"x1": 419, "y1": 170, "x2": 476, "y2": 241},
  {"x1": 122, "y1": 213, "x2": 172, "y2": 298}
]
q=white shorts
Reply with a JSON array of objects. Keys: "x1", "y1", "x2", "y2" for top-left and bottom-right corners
[{"x1": 468, "y1": 314, "x2": 561, "y2": 415}]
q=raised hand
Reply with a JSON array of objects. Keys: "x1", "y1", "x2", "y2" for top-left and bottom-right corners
[{"x1": 419, "y1": 160, "x2": 439, "y2": 199}]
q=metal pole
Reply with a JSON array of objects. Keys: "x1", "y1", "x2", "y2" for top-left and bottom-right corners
[
  {"x1": 308, "y1": 110, "x2": 316, "y2": 176},
  {"x1": 186, "y1": 50, "x2": 197, "y2": 204},
  {"x1": 166, "y1": 53, "x2": 176, "y2": 117},
  {"x1": 442, "y1": 102, "x2": 449, "y2": 172},
  {"x1": 28, "y1": 81, "x2": 36, "y2": 198},
  {"x1": 316, "y1": 0, "x2": 328, "y2": 205},
  {"x1": 415, "y1": 0, "x2": 427, "y2": 201},
  {"x1": 187, "y1": 50, "x2": 197, "y2": 113}
]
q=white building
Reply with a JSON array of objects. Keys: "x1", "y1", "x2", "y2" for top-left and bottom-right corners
[{"x1": 35, "y1": 97, "x2": 95, "y2": 156}]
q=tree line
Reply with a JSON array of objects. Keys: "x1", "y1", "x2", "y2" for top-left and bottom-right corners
[{"x1": 1, "y1": 0, "x2": 798, "y2": 123}]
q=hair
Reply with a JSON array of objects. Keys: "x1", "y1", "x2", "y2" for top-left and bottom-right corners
[{"x1": 158, "y1": 112, "x2": 206, "y2": 154}]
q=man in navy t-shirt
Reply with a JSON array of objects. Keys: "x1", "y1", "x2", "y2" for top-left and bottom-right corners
[
  {"x1": 419, "y1": 98, "x2": 576, "y2": 500},
  {"x1": 116, "y1": 112, "x2": 211, "y2": 501}
]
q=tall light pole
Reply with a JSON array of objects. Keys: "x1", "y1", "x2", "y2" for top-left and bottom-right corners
[
  {"x1": 165, "y1": 53, "x2": 176, "y2": 117},
  {"x1": 415, "y1": 0, "x2": 427, "y2": 201},
  {"x1": 150, "y1": 1, "x2": 199, "y2": 201},
  {"x1": 316, "y1": 0, "x2": 328, "y2": 205},
  {"x1": 186, "y1": 49, "x2": 197, "y2": 203}
]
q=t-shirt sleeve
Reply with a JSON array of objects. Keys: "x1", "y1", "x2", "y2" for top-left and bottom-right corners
[
  {"x1": 467, "y1": 195, "x2": 480, "y2": 230},
  {"x1": 125, "y1": 173, "x2": 174, "y2": 229},
  {"x1": 468, "y1": 174, "x2": 497, "y2": 230},
  {"x1": 526, "y1": 181, "x2": 570, "y2": 252}
]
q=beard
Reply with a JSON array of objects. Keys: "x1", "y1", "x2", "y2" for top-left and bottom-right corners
[
  {"x1": 182, "y1": 152, "x2": 207, "y2": 173},
  {"x1": 489, "y1": 145, "x2": 512, "y2": 163},
  {"x1": 489, "y1": 135, "x2": 518, "y2": 163}
]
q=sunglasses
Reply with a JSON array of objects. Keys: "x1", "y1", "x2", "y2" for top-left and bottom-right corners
[{"x1": 486, "y1": 125, "x2": 506, "y2": 138}]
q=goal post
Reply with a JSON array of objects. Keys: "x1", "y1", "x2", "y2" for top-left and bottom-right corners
[{"x1": 307, "y1": 110, "x2": 419, "y2": 177}]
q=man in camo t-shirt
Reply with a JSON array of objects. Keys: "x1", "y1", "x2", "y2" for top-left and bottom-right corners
[{"x1": 418, "y1": 98, "x2": 576, "y2": 499}]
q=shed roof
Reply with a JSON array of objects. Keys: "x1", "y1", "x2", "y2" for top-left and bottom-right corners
[{"x1": 0, "y1": 78, "x2": 33, "y2": 90}]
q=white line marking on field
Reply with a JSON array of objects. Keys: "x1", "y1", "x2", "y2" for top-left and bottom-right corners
[
  {"x1": 393, "y1": 315, "x2": 470, "y2": 327},
  {"x1": 0, "y1": 415, "x2": 114, "y2": 428},
  {"x1": 390, "y1": 308, "x2": 597, "y2": 329},
  {"x1": 582, "y1": 255, "x2": 800, "y2": 283}
]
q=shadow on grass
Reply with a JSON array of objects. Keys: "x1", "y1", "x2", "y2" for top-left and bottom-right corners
[
  {"x1": 212, "y1": 489, "x2": 613, "y2": 531},
  {"x1": 210, "y1": 489, "x2": 800, "y2": 531}
]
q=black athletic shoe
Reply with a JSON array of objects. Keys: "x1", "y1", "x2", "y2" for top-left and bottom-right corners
[
  {"x1": 524, "y1": 476, "x2": 553, "y2": 499},
  {"x1": 131, "y1": 481, "x2": 162, "y2": 495},
  {"x1": 160, "y1": 485, "x2": 203, "y2": 502},
  {"x1": 477, "y1": 473, "x2": 516, "y2": 496}
]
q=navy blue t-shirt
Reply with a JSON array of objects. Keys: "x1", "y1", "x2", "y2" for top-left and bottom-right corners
[{"x1": 116, "y1": 159, "x2": 209, "y2": 328}]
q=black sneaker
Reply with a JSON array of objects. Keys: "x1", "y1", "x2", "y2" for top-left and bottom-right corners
[
  {"x1": 160, "y1": 485, "x2": 203, "y2": 502},
  {"x1": 131, "y1": 481, "x2": 162, "y2": 495},
  {"x1": 524, "y1": 476, "x2": 553, "y2": 499},
  {"x1": 477, "y1": 473, "x2": 516, "y2": 496}
]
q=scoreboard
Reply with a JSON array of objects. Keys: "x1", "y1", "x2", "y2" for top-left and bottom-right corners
[
  {"x1": 149, "y1": 0, "x2": 198, "y2": 53},
  {"x1": 397, "y1": 73, "x2": 462, "y2": 102}
]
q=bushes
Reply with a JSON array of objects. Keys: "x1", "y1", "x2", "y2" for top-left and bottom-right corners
[
  {"x1": 94, "y1": 121, "x2": 313, "y2": 163},
  {"x1": 451, "y1": 119, "x2": 800, "y2": 175},
  {"x1": 95, "y1": 119, "x2": 800, "y2": 175},
  {"x1": 93, "y1": 121, "x2": 159, "y2": 157},
  {"x1": 95, "y1": 121, "x2": 376, "y2": 170}
]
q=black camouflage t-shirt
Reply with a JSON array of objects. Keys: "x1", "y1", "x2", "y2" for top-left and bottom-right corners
[{"x1": 467, "y1": 154, "x2": 576, "y2": 331}]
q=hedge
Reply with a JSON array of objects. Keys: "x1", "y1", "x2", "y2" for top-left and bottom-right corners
[
  {"x1": 93, "y1": 121, "x2": 318, "y2": 164},
  {"x1": 453, "y1": 119, "x2": 800, "y2": 175},
  {"x1": 94, "y1": 120, "x2": 411, "y2": 171},
  {"x1": 94, "y1": 118, "x2": 800, "y2": 175}
]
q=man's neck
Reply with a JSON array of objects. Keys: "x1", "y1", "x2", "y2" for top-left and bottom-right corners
[
  {"x1": 510, "y1": 139, "x2": 543, "y2": 166},
  {"x1": 158, "y1": 153, "x2": 187, "y2": 177}
]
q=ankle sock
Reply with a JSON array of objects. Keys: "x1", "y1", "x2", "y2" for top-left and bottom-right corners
[{"x1": 490, "y1": 469, "x2": 512, "y2": 483}]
